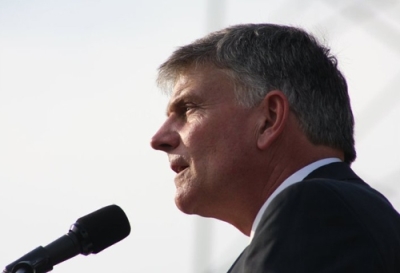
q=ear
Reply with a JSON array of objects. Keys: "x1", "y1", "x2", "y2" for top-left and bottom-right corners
[{"x1": 257, "y1": 90, "x2": 290, "y2": 150}]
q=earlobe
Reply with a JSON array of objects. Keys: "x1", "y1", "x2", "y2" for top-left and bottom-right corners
[{"x1": 256, "y1": 91, "x2": 289, "y2": 150}]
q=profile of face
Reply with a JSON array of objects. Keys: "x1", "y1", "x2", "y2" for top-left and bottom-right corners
[{"x1": 151, "y1": 65, "x2": 262, "y2": 219}]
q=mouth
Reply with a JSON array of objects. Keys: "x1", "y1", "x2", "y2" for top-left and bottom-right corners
[
  {"x1": 169, "y1": 156, "x2": 189, "y2": 174},
  {"x1": 171, "y1": 164, "x2": 189, "y2": 174}
]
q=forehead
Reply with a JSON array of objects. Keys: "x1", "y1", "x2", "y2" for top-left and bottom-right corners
[
  {"x1": 171, "y1": 65, "x2": 234, "y2": 100},
  {"x1": 165, "y1": 66, "x2": 236, "y2": 115}
]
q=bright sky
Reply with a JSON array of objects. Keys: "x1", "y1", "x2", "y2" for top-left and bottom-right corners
[{"x1": 1, "y1": 1, "x2": 400, "y2": 272}]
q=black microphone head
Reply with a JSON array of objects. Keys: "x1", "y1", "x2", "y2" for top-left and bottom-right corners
[{"x1": 73, "y1": 204, "x2": 131, "y2": 254}]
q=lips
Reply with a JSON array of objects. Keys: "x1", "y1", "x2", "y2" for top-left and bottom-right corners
[
  {"x1": 169, "y1": 156, "x2": 189, "y2": 174},
  {"x1": 171, "y1": 165, "x2": 189, "y2": 174}
]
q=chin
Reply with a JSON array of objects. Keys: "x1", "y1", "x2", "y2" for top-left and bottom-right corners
[
  {"x1": 174, "y1": 190, "x2": 201, "y2": 215},
  {"x1": 175, "y1": 196, "x2": 194, "y2": 215}
]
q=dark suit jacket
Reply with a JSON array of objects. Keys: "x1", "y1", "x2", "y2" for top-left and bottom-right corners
[{"x1": 228, "y1": 162, "x2": 400, "y2": 272}]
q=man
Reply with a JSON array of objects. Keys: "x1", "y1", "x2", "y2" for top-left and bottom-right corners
[{"x1": 150, "y1": 24, "x2": 400, "y2": 272}]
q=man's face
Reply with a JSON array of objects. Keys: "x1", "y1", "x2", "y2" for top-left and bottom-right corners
[{"x1": 151, "y1": 65, "x2": 260, "y2": 218}]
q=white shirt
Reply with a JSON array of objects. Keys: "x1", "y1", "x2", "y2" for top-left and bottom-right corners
[{"x1": 249, "y1": 158, "x2": 342, "y2": 243}]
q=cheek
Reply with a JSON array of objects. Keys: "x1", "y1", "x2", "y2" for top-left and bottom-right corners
[
  {"x1": 183, "y1": 119, "x2": 217, "y2": 147},
  {"x1": 183, "y1": 113, "x2": 255, "y2": 162}
]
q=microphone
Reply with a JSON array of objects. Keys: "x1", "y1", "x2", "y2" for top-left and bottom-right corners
[{"x1": 3, "y1": 204, "x2": 131, "y2": 273}]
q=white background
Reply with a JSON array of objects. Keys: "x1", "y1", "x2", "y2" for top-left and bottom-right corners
[{"x1": 1, "y1": 1, "x2": 400, "y2": 272}]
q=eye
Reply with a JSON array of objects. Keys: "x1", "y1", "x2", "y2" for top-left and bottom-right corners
[
  {"x1": 167, "y1": 99, "x2": 199, "y2": 119},
  {"x1": 178, "y1": 103, "x2": 196, "y2": 116},
  {"x1": 184, "y1": 104, "x2": 195, "y2": 112}
]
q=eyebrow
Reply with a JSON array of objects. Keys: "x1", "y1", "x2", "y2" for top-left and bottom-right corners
[{"x1": 165, "y1": 98, "x2": 181, "y2": 116}]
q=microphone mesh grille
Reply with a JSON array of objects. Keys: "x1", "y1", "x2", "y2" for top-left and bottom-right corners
[{"x1": 76, "y1": 204, "x2": 131, "y2": 253}]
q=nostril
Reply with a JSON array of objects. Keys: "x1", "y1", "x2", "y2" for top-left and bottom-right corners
[
  {"x1": 150, "y1": 137, "x2": 176, "y2": 152},
  {"x1": 160, "y1": 143, "x2": 172, "y2": 148},
  {"x1": 159, "y1": 143, "x2": 173, "y2": 150}
]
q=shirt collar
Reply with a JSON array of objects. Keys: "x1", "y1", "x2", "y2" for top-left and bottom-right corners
[{"x1": 249, "y1": 158, "x2": 342, "y2": 242}]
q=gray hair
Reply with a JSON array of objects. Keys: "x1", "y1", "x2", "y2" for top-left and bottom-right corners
[{"x1": 157, "y1": 23, "x2": 356, "y2": 164}]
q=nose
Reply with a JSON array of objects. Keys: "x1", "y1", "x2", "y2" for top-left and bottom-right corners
[{"x1": 150, "y1": 119, "x2": 180, "y2": 152}]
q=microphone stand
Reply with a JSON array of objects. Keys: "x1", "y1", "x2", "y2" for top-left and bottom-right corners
[
  {"x1": 4, "y1": 246, "x2": 53, "y2": 273},
  {"x1": 4, "y1": 231, "x2": 81, "y2": 273},
  {"x1": 11, "y1": 264, "x2": 35, "y2": 273}
]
